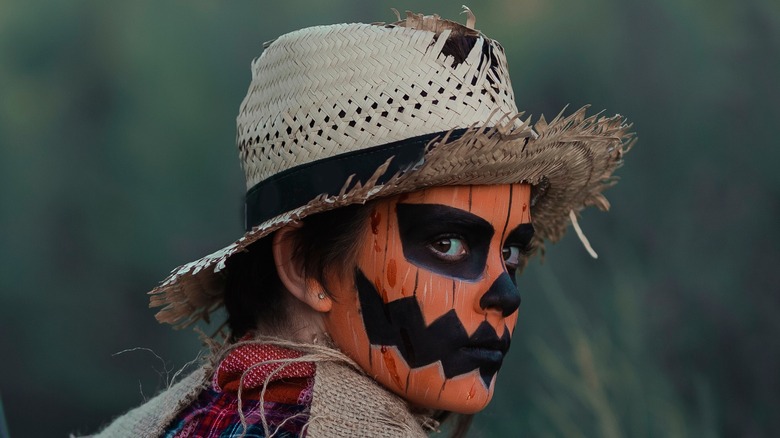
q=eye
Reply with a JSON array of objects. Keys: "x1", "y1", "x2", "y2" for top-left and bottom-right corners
[
  {"x1": 428, "y1": 236, "x2": 468, "y2": 262},
  {"x1": 502, "y1": 246, "x2": 521, "y2": 270}
]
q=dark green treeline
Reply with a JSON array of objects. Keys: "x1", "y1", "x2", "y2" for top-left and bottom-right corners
[{"x1": 0, "y1": 0, "x2": 778, "y2": 436}]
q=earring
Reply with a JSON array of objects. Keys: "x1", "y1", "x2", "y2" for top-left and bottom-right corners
[{"x1": 317, "y1": 292, "x2": 326, "y2": 300}]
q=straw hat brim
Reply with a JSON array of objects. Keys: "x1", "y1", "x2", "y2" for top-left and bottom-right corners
[{"x1": 149, "y1": 106, "x2": 634, "y2": 327}]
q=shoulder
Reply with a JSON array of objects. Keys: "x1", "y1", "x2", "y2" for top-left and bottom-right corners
[{"x1": 86, "y1": 367, "x2": 209, "y2": 438}]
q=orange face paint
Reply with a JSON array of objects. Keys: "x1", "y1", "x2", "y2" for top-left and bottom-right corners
[{"x1": 323, "y1": 184, "x2": 533, "y2": 413}]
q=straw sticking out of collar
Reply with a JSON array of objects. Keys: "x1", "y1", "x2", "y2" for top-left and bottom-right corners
[{"x1": 569, "y1": 210, "x2": 598, "y2": 259}]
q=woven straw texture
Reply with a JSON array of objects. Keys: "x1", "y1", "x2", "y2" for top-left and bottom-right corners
[
  {"x1": 238, "y1": 16, "x2": 518, "y2": 188},
  {"x1": 148, "y1": 10, "x2": 635, "y2": 327}
]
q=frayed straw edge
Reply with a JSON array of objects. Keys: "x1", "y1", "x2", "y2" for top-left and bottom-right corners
[
  {"x1": 569, "y1": 210, "x2": 598, "y2": 259},
  {"x1": 149, "y1": 106, "x2": 633, "y2": 328}
]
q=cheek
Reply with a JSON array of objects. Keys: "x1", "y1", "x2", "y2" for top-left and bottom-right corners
[
  {"x1": 323, "y1": 278, "x2": 370, "y2": 362},
  {"x1": 503, "y1": 308, "x2": 519, "y2": 337},
  {"x1": 363, "y1": 215, "x2": 448, "y2": 315},
  {"x1": 361, "y1": 204, "x2": 409, "y2": 301},
  {"x1": 414, "y1": 273, "x2": 488, "y2": 336},
  {"x1": 362, "y1": 252, "x2": 494, "y2": 339},
  {"x1": 360, "y1": 222, "x2": 519, "y2": 338}
]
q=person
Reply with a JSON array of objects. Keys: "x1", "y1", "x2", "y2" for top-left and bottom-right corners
[{"x1": 91, "y1": 8, "x2": 634, "y2": 438}]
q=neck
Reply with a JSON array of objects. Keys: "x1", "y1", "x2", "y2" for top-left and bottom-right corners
[{"x1": 254, "y1": 292, "x2": 327, "y2": 344}]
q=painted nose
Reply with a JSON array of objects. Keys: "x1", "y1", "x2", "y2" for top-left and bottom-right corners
[{"x1": 479, "y1": 272, "x2": 521, "y2": 317}]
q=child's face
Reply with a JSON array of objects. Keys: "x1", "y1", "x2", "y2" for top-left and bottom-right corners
[{"x1": 323, "y1": 184, "x2": 533, "y2": 413}]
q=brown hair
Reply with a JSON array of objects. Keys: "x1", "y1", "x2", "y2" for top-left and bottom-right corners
[{"x1": 223, "y1": 202, "x2": 371, "y2": 339}]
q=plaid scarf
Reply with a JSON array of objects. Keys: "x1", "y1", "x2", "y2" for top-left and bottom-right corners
[{"x1": 164, "y1": 343, "x2": 315, "y2": 437}]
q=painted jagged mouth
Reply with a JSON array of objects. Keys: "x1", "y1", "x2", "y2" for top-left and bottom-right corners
[
  {"x1": 459, "y1": 334, "x2": 510, "y2": 362},
  {"x1": 463, "y1": 336, "x2": 510, "y2": 354},
  {"x1": 458, "y1": 346, "x2": 505, "y2": 363},
  {"x1": 355, "y1": 267, "x2": 513, "y2": 385},
  {"x1": 460, "y1": 330, "x2": 510, "y2": 364},
  {"x1": 463, "y1": 322, "x2": 511, "y2": 354}
]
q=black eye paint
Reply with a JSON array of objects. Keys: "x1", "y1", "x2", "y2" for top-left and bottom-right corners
[
  {"x1": 396, "y1": 204, "x2": 494, "y2": 281},
  {"x1": 356, "y1": 268, "x2": 511, "y2": 386},
  {"x1": 505, "y1": 223, "x2": 535, "y2": 250},
  {"x1": 503, "y1": 223, "x2": 535, "y2": 283}
]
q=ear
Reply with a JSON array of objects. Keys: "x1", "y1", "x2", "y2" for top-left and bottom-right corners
[{"x1": 272, "y1": 224, "x2": 332, "y2": 313}]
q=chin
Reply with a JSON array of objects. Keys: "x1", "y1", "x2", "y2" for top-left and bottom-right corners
[
  {"x1": 427, "y1": 390, "x2": 495, "y2": 414},
  {"x1": 375, "y1": 362, "x2": 498, "y2": 414}
]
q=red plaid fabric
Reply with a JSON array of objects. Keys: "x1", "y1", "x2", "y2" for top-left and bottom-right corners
[
  {"x1": 164, "y1": 343, "x2": 316, "y2": 437},
  {"x1": 214, "y1": 343, "x2": 315, "y2": 404}
]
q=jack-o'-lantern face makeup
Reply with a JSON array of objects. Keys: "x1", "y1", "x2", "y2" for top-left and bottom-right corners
[{"x1": 322, "y1": 184, "x2": 533, "y2": 413}]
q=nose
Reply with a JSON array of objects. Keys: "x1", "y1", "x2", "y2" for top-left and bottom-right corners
[{"x1": 479, "y1": 272, "x2": 521, "y2": 317}]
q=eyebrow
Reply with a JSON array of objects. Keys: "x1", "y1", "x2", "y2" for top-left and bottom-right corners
[{"x1": 505, "y1": 223, "x2": 535, "y2": 247}]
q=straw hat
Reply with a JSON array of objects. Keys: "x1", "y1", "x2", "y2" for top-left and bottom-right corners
[{"x1": 149, "y1": 9, "x2": 635, "y2": 327}]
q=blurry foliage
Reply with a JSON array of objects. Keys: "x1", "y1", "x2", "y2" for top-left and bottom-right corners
[{"x1": 1, "y1": 0, "x2": 778, "y2": 436}]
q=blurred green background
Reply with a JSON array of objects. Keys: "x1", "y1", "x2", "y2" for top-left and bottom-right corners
[{"x1": 1, "y1": 0, "x2": 778, "y2": 436}]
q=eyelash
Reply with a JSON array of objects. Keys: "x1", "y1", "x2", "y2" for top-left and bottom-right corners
[
  {"x1": 427, "y1": 234, "x2": 535, "y2": 268},
  {"x1": 427, "y1": 234, "x2": 469, "y2": 262},
  {"x1": 503, "y1": 242, "x2": 535, "y2": 270}
]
